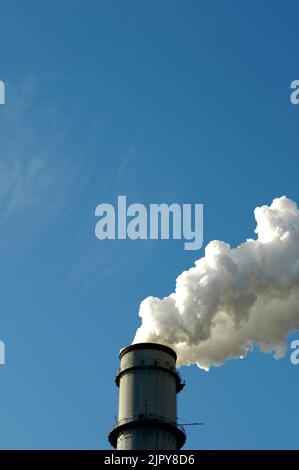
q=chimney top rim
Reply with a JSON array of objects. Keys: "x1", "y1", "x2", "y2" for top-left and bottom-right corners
[{"x1": 119, "y1": 342, "x2": 177, "y2": 361}]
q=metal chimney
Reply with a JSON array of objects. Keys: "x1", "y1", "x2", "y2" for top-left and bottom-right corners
[{"x1": 108, "y1": 342, "x2": 186, "y2": 450}]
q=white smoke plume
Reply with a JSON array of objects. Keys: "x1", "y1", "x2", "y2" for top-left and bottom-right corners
[{"x1": 134, "y1": 196, "x2": 299, "y2": 370}]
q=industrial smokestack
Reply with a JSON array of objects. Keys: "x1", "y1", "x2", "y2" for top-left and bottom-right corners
[{"x1": 109, "y1": 343, "x2": 185, "y2": 450}]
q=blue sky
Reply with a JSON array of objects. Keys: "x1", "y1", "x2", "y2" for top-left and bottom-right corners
[{"x1": 0, "y1": 0, "x2": 299, "y2": 449}]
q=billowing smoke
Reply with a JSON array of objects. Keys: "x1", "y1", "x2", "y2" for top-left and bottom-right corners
[{"x1": 133, "y1": 196, "x2": 299, "y2": 370}]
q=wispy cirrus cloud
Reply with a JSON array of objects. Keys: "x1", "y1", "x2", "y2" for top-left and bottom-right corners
[{"x1": 0, "y1": 77, "x2": 95, "y2": 235}]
